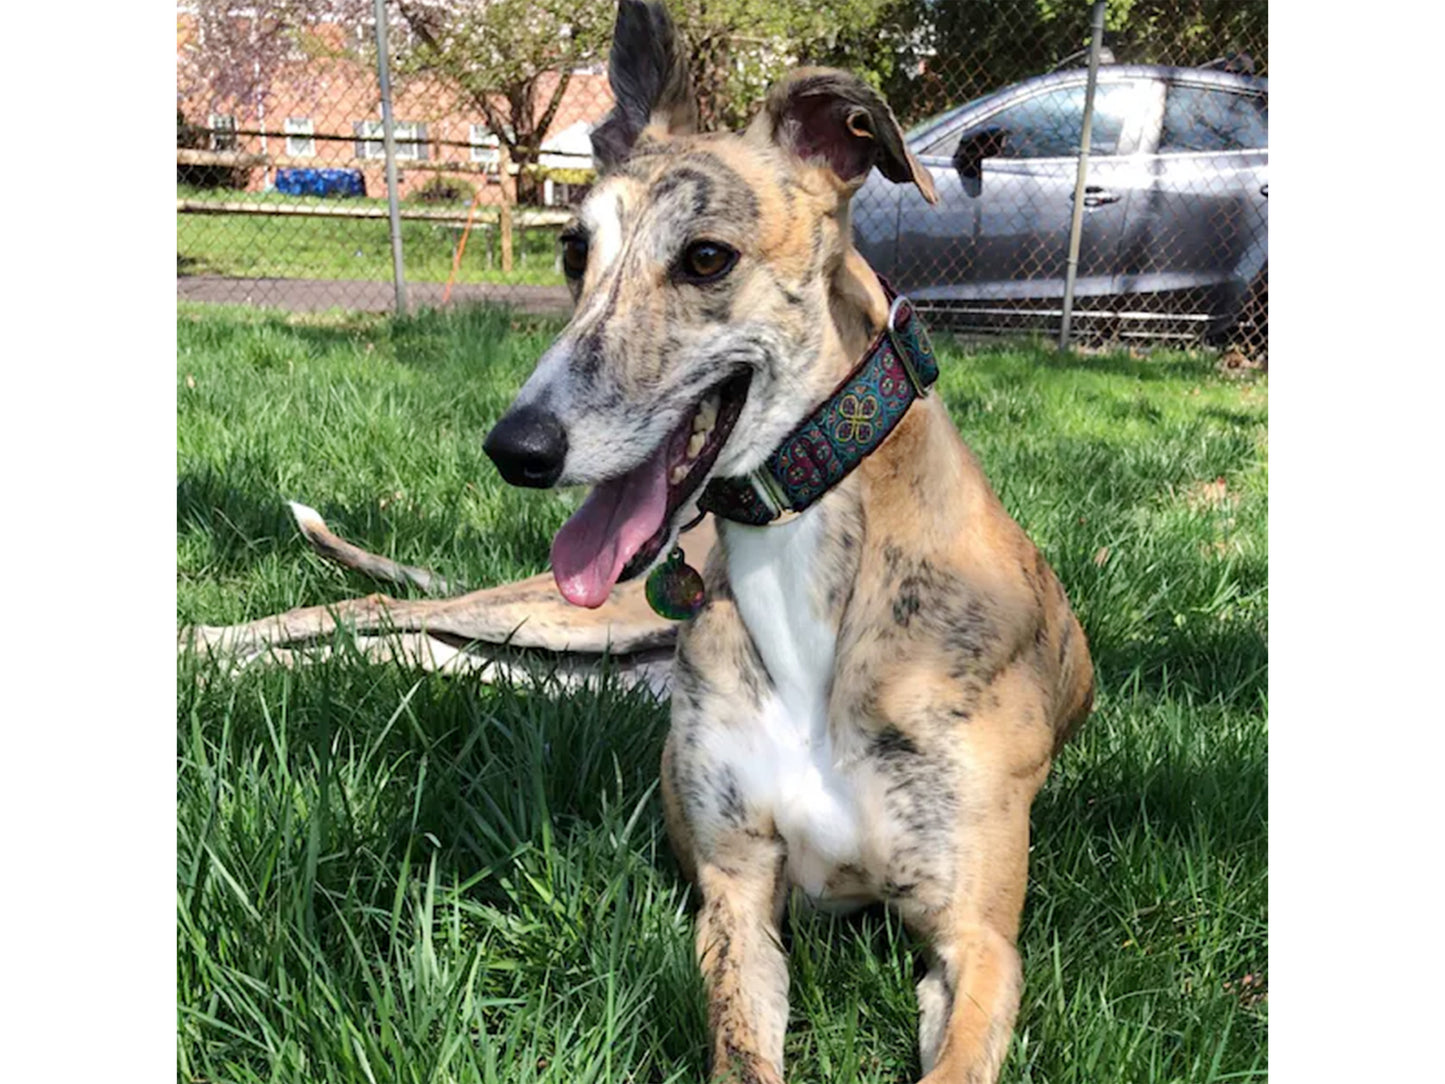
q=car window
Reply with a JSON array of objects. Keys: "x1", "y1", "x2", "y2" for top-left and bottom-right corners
[
  {"x1": 925, "y1": 81, "x2": 1135, "y2": 159},
  {"x1": 1160, "y1": 85, "x2": 1267, "y2": 152}
]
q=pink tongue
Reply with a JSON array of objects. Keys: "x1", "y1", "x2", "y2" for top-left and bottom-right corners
[{"x1": 550, "y1": 446, "x2": 671, "y2": 608}]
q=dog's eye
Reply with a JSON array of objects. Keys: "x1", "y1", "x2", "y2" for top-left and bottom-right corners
[
  {"x1": 561, "y1": 236, "x2": 588, "y2": 280},
  {"x1": 680, "y1": 241, "x2": 737, "y2": 284}
]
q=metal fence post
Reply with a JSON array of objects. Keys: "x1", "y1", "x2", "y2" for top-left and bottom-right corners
[
  {"x1": 372, "y1": 0, "x2": 407, "y2": 316},
  {"x1": 1059, "y1": 0, "x2": 1108, "y2": 351}
]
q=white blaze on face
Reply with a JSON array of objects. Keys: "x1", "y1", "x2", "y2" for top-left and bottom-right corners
[
  {"x1": 506, "y1": 187, "x2": 632, "y2": 465},
  {"x1": 582, "y1": 190, "x2": 626, "y2": 281}
]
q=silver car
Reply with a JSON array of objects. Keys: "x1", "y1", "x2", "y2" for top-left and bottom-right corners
[{"x1": 852, "y1": 64, "x2": 1268, "y2": 344}]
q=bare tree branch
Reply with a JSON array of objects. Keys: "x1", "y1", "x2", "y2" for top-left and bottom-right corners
[{"x1": 533, "y1": 69, "x2": 573, "y2": 155}]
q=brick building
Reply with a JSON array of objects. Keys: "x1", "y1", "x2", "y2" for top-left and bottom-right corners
[{"x1": 177, "y1": 11, "x2": 614, "y2": 206}]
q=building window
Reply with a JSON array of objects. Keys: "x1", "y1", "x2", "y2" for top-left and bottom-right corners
[
  {"x1": 469, "y1": 124, "x2": 500, "y2": 169},
  {"x1": 284, "y1": 117, "x2": 315, "y2": 157},
  {"x1": 394, "y1": 122, "x2": 425, "y2": 161},
  {"x1": 207, "y1": 113, "x2": 237, "y2": 152},
  {"x1": 355, "y1": 19, "x2": 418, "y2": 54},
  {"x1": 354, "y1": 120, "x2": 383, "y2": 160},
  {"x1": 354, "y1": 119, "x2": 426, "y2": 161}
]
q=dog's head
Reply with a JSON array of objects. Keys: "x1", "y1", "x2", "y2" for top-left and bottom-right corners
[{"x1": 484, "y1": 0, "x2": 935, "y2": 608}]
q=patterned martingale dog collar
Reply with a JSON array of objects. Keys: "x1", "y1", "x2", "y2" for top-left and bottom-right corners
[{"x1": 698, "y1": 288, "x2": 940, "y2": 526}]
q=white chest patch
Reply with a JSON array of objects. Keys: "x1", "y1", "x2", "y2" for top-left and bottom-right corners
[{"x1": 713, "y1": 511, "x2": 865, "y2": 898}]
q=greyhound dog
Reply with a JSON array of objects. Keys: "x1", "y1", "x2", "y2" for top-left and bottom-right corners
[{"x1": 482, "y1": 3, "x2": 1094, "y2": 1080}]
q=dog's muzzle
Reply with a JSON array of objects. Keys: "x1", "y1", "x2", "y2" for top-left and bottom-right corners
[{"x1": 484, "y1": 405, "x2": 568, "y2": 488}]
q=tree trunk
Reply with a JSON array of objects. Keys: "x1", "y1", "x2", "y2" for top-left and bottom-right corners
[{"x1": 498, "y1": 142, "x2": 514, "y2": 274}]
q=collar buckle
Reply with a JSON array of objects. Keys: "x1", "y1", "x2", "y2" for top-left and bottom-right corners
[
  {"x1": 748, "y1": 466, "x2": 790, "y2": 519},
  {"x1": 887, "y1": 295, "x2": 930, "y2": 399}
]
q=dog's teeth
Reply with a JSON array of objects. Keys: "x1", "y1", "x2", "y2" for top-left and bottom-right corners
[
  {"x1": 695, "y1": 396, "x2": 719, "y2": 432},
  {"x1": 687, "y1": 431, "x2": 707, "y2": 458},
  {"x1": 670, "y1": 464, "x2": 690, "y2": 485}
]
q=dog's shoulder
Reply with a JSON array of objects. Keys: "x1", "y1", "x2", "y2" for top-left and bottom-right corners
[{"x1": 851, "y1": 402, "x2": 1093, "y2": 750}]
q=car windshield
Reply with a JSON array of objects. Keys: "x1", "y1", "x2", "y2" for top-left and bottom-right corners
[
  {"x1": 903, "y1": 83, "x2": 1024, "y2": 145},
  {"x1": 906, "y1": 105, "x2": 969, "y2": 143},
  {"x1": 905, "y1": 111, "x2": 955, "y2": 142}
]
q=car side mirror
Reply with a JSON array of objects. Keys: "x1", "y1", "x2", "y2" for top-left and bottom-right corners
[{"x1": 953, "y1": 127, "x2": 1008, "y2": 181}]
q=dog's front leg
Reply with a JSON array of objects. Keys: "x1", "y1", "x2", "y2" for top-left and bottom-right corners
[
  {"x1": 664, "y1": 567, "x2": 794, "y2": 1082},
  {"x1": 910, "y1": 771, "x2": 1041, "y2": 1084},
  {"x1": 694, "y1": 835, "x2": 789, "y2": 1084},
  {"x1": 664, "y1": 724, "x2": 791, "y2": 1083},
  {"x1": 915, "y1": 926, "x2": 1022, "y2": 1084}
]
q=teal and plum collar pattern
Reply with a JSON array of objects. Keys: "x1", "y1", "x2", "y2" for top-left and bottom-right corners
[{"x1": 698, "y1": 291, "x2": 939, "y2": 527}]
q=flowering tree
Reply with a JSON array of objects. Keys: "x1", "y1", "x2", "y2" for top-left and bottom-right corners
[
  {"x1": 389, "y1": 0, "x2": 613, "y2": 200},
  {"x1": 661, "y1": 0, "x2": 890, "y2": 131},
  {"x1": 178, "y1": 1, "x2": 320, "y2": 110},
  {"x1": 177, "y1": 1, "x2": 904, "y2": 199}
]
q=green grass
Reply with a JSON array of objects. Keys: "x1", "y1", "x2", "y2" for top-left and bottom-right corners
[
  {"x1": 177, "y1": 187, "x2": 565, "y2": 286},
  {"x1": 178, "y1": 303, "x2": 1267, "y2": 1083}
]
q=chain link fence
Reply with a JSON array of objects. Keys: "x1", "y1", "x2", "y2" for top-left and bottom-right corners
[{"x1": 177, "y1": 0, "x2": 1266, "y2": 357}]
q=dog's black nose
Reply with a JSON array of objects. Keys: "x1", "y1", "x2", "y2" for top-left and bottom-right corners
[{"x1": 484, "y1": 405, "x2": 568, "y2": 488}]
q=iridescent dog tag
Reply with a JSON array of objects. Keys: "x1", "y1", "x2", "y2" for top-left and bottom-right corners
[{"x1": 645, "y1": 547, "x2": 706, "y2": 620}]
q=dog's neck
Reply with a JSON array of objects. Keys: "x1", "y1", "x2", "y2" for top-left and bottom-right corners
[
  {"x1": 715, "y1": 248, "x2": 950, "y2": 549},
  {"x1": 719, "y1": 247, "x2": 936, "y2": 534},
  {"x1": 707, "y1": 246, "x2": 944, "y2": 534},
  {"x1": 823, "y1": 248, "x2": 893, "y2": 388},
  {"x1": 714, "y1": 255, "x2": 894, "y2": 701}
]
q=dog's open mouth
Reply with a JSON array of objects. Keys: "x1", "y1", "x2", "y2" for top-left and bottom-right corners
[{"x1": 549, "y1": 372, "x2": 750, "y2": 608}]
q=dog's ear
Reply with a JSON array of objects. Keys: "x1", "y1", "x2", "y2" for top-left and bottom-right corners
[
  {"x1": 749, "y1": 68, "x2": 937, "y2": 205},
  {"x1": 590, "y1": 1, "x2": 698, "y2": 170}
]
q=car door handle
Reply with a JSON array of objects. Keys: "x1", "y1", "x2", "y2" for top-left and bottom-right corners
[{"x1": 1074, "y1": 185, "x2": 1121, "y2": 208}]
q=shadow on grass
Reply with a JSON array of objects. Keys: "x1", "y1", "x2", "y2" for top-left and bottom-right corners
[
  {"x1": 186, "y1": 649, "x2": 675, "y2": 887},
  {"x1": 939, "y1": 337, "x2": 1236, "y2": 385},
  {"x1": 178, "y1": 467, "x2": 301, "y2": 562},
  {"x1": 1084, "y1": 605, "x2": 1268, "y2": 713},
  {"x1": 1202, "y1": 405, "x2": 1266, "y2": 428},
  {"x1": 181, "y1": 602, "x2": 1264, "y2": 1081},
  {"x1": 178, "y1": 307, "x2": 1268, "y2": 1083},
  {"x1": 180, "y1": 306, "x2": 1267, "y2": 862},
  {"x1": 191, "y1": 630, "x2": 1263, "y2": 909},
  {"x1": 1039, "y1": 727, "x2": 1266, "y2": 842}
]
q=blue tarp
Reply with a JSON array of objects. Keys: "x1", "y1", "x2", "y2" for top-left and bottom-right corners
[{"x1": 273, "y1": 168, "x2": 366, "y2": 198}]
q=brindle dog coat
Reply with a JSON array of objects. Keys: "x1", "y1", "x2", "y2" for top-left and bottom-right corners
[{"x1": 483, "y1": 5, "x2": 1095, "y2": 1081}]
